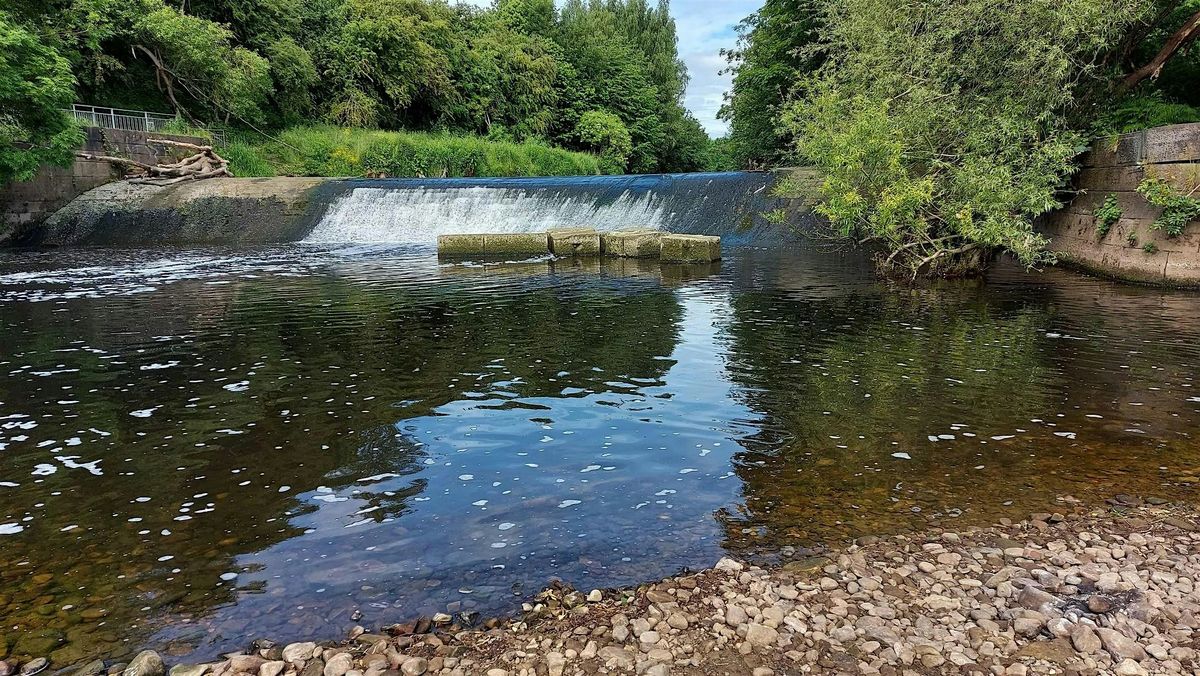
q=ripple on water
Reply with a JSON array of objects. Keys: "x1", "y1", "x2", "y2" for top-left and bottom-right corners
[{"x1": 0, "y1": 245, "x2": 1198, "y2": 663}]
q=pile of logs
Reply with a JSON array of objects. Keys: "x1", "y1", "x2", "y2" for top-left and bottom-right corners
[{"x1": 78, "y1": 138, "x2": 232, "y2": 186}]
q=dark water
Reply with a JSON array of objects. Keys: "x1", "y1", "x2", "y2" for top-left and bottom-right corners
[{"x1": 0, "y1": 244, "x2": 1198, "y2": 666}]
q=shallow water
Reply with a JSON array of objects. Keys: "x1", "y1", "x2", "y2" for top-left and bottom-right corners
[{"x1": 0, "y1": 244, "x2": 1198, "y2": 665}]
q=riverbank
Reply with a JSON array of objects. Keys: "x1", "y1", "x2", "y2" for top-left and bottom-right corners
[
  {"x1": 220, "y1": 126, "x2": 605, "y2": 179},
  {"x1": 31, "y1": 496, "x2": 1196, "y2": 676}
]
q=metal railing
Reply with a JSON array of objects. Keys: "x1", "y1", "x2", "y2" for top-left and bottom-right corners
[{"x1": 64, "y1": 104, "x2": 227, "y2": 146}]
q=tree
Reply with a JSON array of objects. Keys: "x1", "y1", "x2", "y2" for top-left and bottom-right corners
[
  {"x1": 719, "y1": 0, "x2": 822, "y2": 168},
  {"x1": 556, "y1": 1, "x2": 666, "y2": 172},
  {"x1": 1118, "y1": 6, "x2": 1200, "y2": 94},
  {"x1": 267, "y1": 38, "x2": 319, "y2": 125},
  {"x1": 0, "y1": 13, "x2": 83, "y2": 184},
  {"x1": 783, "y1": 0, "x2": 1154, "y2": 279},
  {"x1": 5, "y1": 0, "x2": 712, "y2": 178},
  {"x1": 323, "y1": 0, "x2": 457, "y2": 128},
  {"x1": 657, "y1": 106, "x2": 711, "y2": 173},
  {"x1": 450, "y1": 26, "x2": 559, "y2": 139},
  {"x1": 495, "y1": 0, "x2": 555, "y2": 35},
  {"x1": 575, "y1": 109, "x2": 632, "y2": 172}
]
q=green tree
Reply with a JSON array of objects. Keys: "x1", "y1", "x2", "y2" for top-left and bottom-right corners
[
  {"x1": 556, "y1": 2, "x2": 665, "y2": 171},
  {"x1": 495, "y1": 0, "x2": 555, "y2": 35},
  {"x1": 0, "y1": 13, "x2": 83, "y2": 184},
  {"x1": 266, "y1": 37, "x2": 319, "y2": 125},
  {"x1": 784, "y1": 0, "x2": 1154, "y2": 279},
  {"x1": 322, "y1": 0, "x2": 456, "y2": 128},
  {"x1": 575, "y1": 109, "x2": 632, "y2": 172},
  {"x1": 719, "y1": 0, "x2": 822, "y2": 167},
  {"x1": 451, "y1": 26, "x2": 559, "y2": 139}
]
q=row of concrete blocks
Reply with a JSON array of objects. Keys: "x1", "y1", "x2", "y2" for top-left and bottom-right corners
[{"x1": 436, "y1": 229, "x2": 720, "y2": 262}]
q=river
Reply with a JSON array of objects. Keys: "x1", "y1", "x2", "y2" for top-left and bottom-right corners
[{"x1": 0, "y1": 242, "x2": 1197, "y2": 664}]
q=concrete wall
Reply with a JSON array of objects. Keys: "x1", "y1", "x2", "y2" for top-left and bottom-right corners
[
  {"x1": 0, "y1": 128, "x2": 207, "y2": 243},
  {"x1": 1042, "y1": 123, "x2": 1200, "y2": 286},
  {"x1": 25, "y1": 177, "x2": 332, "y2": 246}
]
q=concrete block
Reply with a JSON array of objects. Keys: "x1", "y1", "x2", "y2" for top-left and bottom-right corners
[
  {"x1": 548, "y1": 228, "x2": 601, "y2": 256},
  {"x1": 601, "y1": 230, "x2": 662, "y2": 258},
  {"x1": 660, "y1": 234, "x2": 721, "y2": 262},
  {"x1": 484, "y1": 232, "x2": 550, "y2": 255},
  {"x1": 438, "y1": 233, "x2": 487, "y2": 256}
]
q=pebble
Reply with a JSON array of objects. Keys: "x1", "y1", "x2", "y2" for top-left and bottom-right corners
[
  {"x1": 96, "y1": 501, "x2": 1200, "y2": 676},
  {"x1": 398, "y1": 658, "x2": 426, "y2": 676}
]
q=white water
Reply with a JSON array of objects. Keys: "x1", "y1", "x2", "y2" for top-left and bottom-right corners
[{"x1": 303, "y1": 186, "x2": 672, "y2": 244}]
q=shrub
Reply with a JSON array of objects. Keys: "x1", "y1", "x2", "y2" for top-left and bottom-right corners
[
  {"x1": 1094, "y1": 194, "x2": 1123, "y2": 238},
  {"x1": 782, "y1": 0, "x2": 1153, "y2": 279},
  {"x1": 1137, "y1": 176, "x2": 1200, "y2": 238}
]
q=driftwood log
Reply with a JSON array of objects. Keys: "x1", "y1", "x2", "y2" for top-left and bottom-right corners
[{"x1": 78, "y1": 138, "x2": 233, "y2": 186}]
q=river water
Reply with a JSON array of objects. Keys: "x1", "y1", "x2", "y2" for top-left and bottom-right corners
[{"x1": 0, "y1": 243, "x2": 1198, "y2": 665}]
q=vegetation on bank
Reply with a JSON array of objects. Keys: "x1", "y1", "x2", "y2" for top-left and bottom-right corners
[
  {"x1": 721, "y1": 0, "x2": 1200, "y2": 278},
  {"x1": 2, "y1": 0, "x2": 724, "y2": 186},
  {"x1": 220, "y1": 126, "x2": 604, "y2": 178}
]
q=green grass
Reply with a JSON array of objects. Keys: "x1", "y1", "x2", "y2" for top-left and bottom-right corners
[{"x1": 220, "y1": 126, "x2": 603, "y2": 178}]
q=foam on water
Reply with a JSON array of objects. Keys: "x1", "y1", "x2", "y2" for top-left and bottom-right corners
[
  {"x1": 304, "y1": 186, "x2": 669, "y2": 244},
  {"x1": 301, "y1": 172, "x2": 786, "y2": 244}
]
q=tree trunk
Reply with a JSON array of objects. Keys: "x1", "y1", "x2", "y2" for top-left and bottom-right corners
[{"x1": 1117, "y1": 9, "x2": 1200, "y2": 95}]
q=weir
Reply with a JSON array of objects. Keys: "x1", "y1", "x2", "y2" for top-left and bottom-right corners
[
  {"x1": 303, "y1": 172, "x2": 786, "y2": 244},
  {"x1": 10, "y1": 170, "x2": 815, "y2": 247}
]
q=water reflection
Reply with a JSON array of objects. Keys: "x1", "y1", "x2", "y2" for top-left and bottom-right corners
[{"x1": 0, "y1": 245, "x2": 1197, "y2": 665}]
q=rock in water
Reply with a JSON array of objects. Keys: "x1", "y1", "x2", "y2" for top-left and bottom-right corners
[
  {"x1": 123, "y1": 652, "x2": 164, "y2": 676},
  {"x1": 76, "y1": 661, "x2": 107, "y2": 676},
  {"x1": 19, "y1": 659, "x2": 47, "y2": 676}
]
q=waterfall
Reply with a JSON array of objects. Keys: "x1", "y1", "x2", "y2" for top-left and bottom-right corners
[{"x1": 302, "y1": 172, "x2": 784, "y2": 244}]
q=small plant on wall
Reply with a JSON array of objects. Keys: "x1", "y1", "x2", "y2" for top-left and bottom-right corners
[
  {"x1": 1094, "y1": 194, "x2": 1122, "y2": 239},
  {"x1": 1142, "y1": 241, "x2": 1159, "y2": 254},
  {"x1": 1127, "y1": 232, "x2": 1139, "y2": 247},
  {"x1": 1136, "y1": 177, "x2": 1200, "y2": 238}
]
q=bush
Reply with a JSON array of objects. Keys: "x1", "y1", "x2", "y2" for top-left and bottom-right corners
[
  {"x1": 1093, "y1": 93, "x2": 1200, "y2": 135},
  {"x1": 230, "y1": 125, "x2": 602, "y2": 178},
  {"x1": 783, "y1": 0, "x2": 1153, "y2": 279}
]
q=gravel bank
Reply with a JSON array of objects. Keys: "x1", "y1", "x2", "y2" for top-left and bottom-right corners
[{"x1": 10, "y1": 497, "x2": 1199, "y2": 676}]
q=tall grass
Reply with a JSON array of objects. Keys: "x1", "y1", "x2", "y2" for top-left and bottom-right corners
[{"x1": 221, "y1": 126, "x2": 603, "y2": 178}]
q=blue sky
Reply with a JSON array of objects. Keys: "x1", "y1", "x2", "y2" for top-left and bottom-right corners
[{"x1": 460, "y1": 0, "x2": 764, "y2": 137}]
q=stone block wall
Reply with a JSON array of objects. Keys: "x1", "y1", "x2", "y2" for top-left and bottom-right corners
[
  {"x1": 0, "y1": 127, "x2": 207, "y2": 242},
  {"x1": 1042, "y1": 123, "x2": 1200, "y2": 286}
]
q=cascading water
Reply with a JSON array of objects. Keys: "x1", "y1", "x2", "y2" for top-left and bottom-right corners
[
  {"x1": 22, "y1": 169, "x2": 810, "y2": 247},
  {"x1": 302, "y1": 172, "x2": 787, "y2": 244}
]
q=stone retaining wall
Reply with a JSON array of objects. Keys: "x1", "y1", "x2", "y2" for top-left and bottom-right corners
[
  {"x1": 0, "y1": 128, "x2": 207, "y2": 243},
  {"x1": 1042, "y1": 123, "x2": 1200, "y2": 286}
]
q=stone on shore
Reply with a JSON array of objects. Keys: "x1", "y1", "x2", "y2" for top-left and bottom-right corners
[
  {"x1": 102, "y1": 500, "x2": 1200, "y2": 676},
  {"x1": 123, "y1": 651, "x2": 164, "y2": 676},
  {"x1": 281, "y1": 642, "x2": 318, "y2": 663}
]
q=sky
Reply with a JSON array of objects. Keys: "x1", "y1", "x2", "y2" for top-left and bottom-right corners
[{"x1": 459, "y1": 0, "x2": 764, "y2": 137}]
